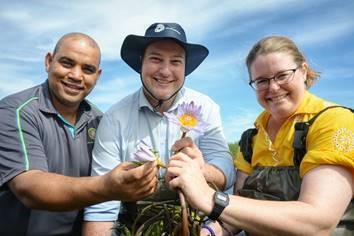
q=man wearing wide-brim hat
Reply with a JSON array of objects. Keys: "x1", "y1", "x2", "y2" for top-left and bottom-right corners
[{"x1": 83, "y1": 22, "x2": 236, "y2": 234}]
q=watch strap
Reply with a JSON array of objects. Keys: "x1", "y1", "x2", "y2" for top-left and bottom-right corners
[{"x1": 208, "y1": 191, "x2": 229, "y2": 220}]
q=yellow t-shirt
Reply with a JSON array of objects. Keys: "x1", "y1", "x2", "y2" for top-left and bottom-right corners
[{"x1": 235, "y1": 91, "x2": 354, "y2": 178}]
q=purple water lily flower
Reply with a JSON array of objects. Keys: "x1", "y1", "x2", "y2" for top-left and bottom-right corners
[
  {"x1": 131, "y1": 140, "x2": 165, "y2": 168},
  {"x1": 132, "y1": 140, "x2": 155, "y2": 162},
  {"x1": 164, "y1": 101, "x2": 208, "y2": 134}
]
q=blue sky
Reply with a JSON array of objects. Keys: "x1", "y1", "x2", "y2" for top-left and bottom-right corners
[{"x1": 1, "y1": 0, "x2": 353, "y2": 142}]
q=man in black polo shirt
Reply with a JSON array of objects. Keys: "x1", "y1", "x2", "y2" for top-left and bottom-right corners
[{"x1": 0, "y1": 33, "x2": 158, "y2": 235}]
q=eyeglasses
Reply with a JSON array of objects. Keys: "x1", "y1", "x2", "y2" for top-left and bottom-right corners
[{"x1": 249, "y1": 67, "x2": 299, "y2": 91}]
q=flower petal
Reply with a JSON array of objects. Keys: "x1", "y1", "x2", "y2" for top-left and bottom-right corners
[
  {"x1": 131, "y1": 140, "x2": 156, "y2": 162},
  {"x1": 164, "y1": 101, "x2": 209, "y2": 134}
]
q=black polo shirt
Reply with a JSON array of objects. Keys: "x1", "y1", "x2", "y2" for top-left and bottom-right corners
[{"x1": 0, "y1": 80, "x2": 102, "y2": 235}]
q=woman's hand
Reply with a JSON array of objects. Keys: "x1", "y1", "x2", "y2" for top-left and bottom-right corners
[{"x1": 165, "y1": 151, "x2": 214, "y2": 213}]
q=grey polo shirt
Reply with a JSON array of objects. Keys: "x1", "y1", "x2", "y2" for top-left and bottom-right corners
[{"x1": 0, "y1": 80, "x2": 102, "y2": 235}]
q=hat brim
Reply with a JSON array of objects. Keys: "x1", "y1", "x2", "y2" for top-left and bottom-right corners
[{"x1": 120, "y1": 35, "x2": 209, "y2": 76}]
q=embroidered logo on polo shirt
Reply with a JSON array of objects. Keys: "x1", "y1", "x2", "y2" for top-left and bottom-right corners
[
  {"x1": 87, "y1": 127, "x2": 97, "y2": 142},
  {"x1": 332, "y1": 128, "x2": 354, "y2": 152}
]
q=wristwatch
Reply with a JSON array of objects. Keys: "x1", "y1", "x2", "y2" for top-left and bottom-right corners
[{"x1": 208, "y1": 191, "x2": 229, "y2": 220}]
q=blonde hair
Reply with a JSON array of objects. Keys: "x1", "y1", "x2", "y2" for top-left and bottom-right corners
[{"x1": 246, "y1": 36, "x2": 320, "y2": 88}]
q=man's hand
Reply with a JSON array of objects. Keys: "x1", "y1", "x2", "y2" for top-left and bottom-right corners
[
  {"x1": 171, "y1": 137, "x2": 205, "y2": 170},
  {"x1": 103, "y1": 161, "x2": 158, "y2": 201}
]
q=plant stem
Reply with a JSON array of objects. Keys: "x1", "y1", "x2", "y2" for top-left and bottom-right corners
[
  {"x1": 179, "y1": 190, "x2": 190, "y2": 236},
  {"x1": 181, "y1": 131, "x2": 187, "y2": 139},
  {"x1": 177, "y1": 131, "x2": 189, "y2": 235}
]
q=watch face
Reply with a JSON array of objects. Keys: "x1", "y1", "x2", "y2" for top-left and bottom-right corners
[
  {"x1": 215, "y1": 192, "x2": 229, "y2": 206},
  {"x1": 216, "y1": 193, "x2": 228, "y2": 201}
]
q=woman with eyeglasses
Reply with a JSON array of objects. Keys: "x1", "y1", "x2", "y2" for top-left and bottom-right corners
[{"x1": 166, "y1": 36, "x2": 354, "y2": 235}]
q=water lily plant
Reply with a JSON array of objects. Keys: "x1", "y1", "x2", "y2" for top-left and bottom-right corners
[
  {"x1": 164, "y1": 101, "x2": 209, "y2": 235},
  {"x1": 131, "y1": 140, "x2": 165, "y2": 168},
  {"x1": 114, "y1": 102, "x2": 209, "y2": 236}
]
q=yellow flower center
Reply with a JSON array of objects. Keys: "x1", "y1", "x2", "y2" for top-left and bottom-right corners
[{"x1": 178, "y1": 113, "x2": 198, "y2": 127}]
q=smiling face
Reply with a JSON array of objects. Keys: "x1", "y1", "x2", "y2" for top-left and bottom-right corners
[
  {"x1": 250, "y1": 52, "x2": 307, "y2": 121},
  {"x1": 45, "y1": 35, "x2": 101, "y2": 113},
  {"x1": 141, "y1": 40, "x2": 186, "y2": 108}
]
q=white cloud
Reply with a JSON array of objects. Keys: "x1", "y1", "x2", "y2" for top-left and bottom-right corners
[
  {"x1": 223, "y1": 107, "x2": 261, "y2": 142},
  {"x1": 1, "y1": 0, "x2": 306, "y2": 61},
  {"x1": 0, "y1": 63, "x2": 43, "y2": 96},
  {"x1": 87, "y1": 74, "x2": 141, "y2": 111},
  {"x1": 293, "y1": 20, "x2": 354, "y2": 46},
  {"x1": 1, "y1": 0, "x2": 353, "y2": 132},
  {"x1": 0, "y1": 78, "x2": 36, "y2": 96}
]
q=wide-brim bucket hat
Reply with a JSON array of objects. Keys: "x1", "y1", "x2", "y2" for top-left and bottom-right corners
[{"x1": 120, "y1": 22, "x2": 209, "y2": 76}]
